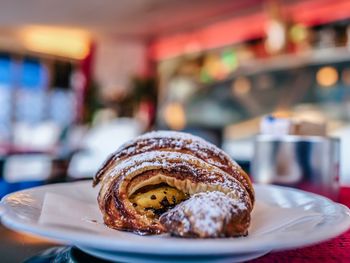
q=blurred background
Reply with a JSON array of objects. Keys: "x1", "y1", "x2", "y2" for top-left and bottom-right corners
[{"x1": 0, "y1": 0, "x2": 350, "y2": 198}]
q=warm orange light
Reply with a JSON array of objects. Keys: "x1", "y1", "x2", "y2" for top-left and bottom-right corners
[
  {"x1": 316, "y1": 66, "x2": 338, "y2": 88},
  {"x1": 19, "y1": 26, "x2": 91, "y2": 59},
  {"x1": 232, "y1": 77, "x2": 251, "y2": 96},
  {"x1": 163, "y1": 102, "x2": 186, "y2": 130},
  {"x1": 273, "y1": 110, "x2": 292, "y2": 118}
]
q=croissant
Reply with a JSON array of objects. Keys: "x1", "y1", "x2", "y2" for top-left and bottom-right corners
[
  {"x1": 94, "y1": 131, "x2": 254, "y2": 236},
  {"x1": 94, "y1": 131, "x2": 254, "y2": 203}
]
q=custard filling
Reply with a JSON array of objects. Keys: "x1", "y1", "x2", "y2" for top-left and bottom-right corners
[
  {"x1": 127, "y1": 172, "x2": 234, "y2": 218},
  {"x1": 130, "y1": 184, "x2": 188, "y2": 216}
]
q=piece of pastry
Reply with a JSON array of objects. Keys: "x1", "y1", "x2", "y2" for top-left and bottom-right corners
[
  {"x1": 160, "y1": 191, "x2": 250, "y2": 238},
  {"x1": 94, "y1": 131, "x2": 254, "y2": 236},
  {"x1": 93, "y1": 131, "x2": 254, "y2": 204}
]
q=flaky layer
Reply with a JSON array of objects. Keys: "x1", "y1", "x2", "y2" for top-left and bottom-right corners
[
  {"x1": 93, "y1": 130, "x2": 254, "y2": 205},
  {"x1": 98, "y1": 151, "x2": 252, "y2": 235}
]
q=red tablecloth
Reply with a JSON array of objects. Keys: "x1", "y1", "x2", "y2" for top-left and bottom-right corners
[{"x1": 249, "y1": 187, "x2": 350, "y2": 263}]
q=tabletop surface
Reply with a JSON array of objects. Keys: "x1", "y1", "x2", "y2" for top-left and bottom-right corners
[{"x1": 1, "y1": 187, "x2": 350, "y2": 262}]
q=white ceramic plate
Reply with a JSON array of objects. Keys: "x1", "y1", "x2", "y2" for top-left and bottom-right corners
[{"x1": 1, "y1": 181, "x2": 350, "y2": 262}]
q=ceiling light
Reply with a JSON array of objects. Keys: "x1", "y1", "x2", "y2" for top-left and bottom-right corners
[{"x1": 19, "y1": 26, "x2": 91, "y2": 60}]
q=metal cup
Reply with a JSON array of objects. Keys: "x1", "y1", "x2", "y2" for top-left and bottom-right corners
[{"x1": 252, "y1": 135, "x2": 340, "y2": 201}]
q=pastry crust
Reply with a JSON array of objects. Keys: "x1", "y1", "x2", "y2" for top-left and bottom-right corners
[
  {"x1": 94, "y1": 131, "x2": 254, "y2": 236},
  {"x1": 160, "y1": 191, "x2": 250, "y2": 238},
  {"x1": 93, "y1": 131, "x2": 254, "y2": 205}
]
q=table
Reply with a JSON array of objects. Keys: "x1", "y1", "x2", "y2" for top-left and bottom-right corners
[
  {"x1": 0, "y1": 225, "x2": 55, "y2": 262},
  {"x1": 1, "y1": 187, "x2": 350, "y2": 262}
]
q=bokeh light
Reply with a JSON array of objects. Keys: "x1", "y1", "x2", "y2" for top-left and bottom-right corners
[
  {"x1": 19, "y1": 26, "x2": 91, "y2": 59},
  {"x1": 231, "y1": 76, "x2": 251, "y2": 96},
  {"x1": 316, "y1": 66, "x2": 338, "y2": 88},
  {"x1": 290, "y1": 23, "x2": 308, "y2": 43},
  {"x1": 163, "y1": 102, "x2": 186, "y2": 130}
]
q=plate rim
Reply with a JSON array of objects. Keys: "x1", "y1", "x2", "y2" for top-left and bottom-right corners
[
  {"x1": 77, "y1": 245, "x2": 271, "y2": 263},
  {"x1": 1, "y1": 181, "x2": 350, "y2": 255}
]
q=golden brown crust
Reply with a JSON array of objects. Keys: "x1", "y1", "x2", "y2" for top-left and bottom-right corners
[
  {"x1": 98, "y1": 151, "x2": 252, "y2": 235},
  {"x1": 93, "y1": 131, "x2": 254, "y2": 205}
]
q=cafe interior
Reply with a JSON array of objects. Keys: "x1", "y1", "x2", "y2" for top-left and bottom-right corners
[{"x1": 1, "y1": 0, "x2": 350, "y2": 262}]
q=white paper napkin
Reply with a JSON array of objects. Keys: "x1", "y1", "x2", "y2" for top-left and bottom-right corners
[
  {"x1": 39, "y1": 192, "x2": 106, "y2": 233},
  {"x1": 39, "y1": 192, "x2": 323, "y2": 237}
]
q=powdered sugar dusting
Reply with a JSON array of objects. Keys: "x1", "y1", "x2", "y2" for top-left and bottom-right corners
[
  {"x1": 160, "y1": 191, "x2": 249, "y2": 237},
  {"x1": 94, "y1": 130, "x2": 254, "y2": 204},
  {"x1": 186, "y1": 192, "x2": 247, "y2": 233},
  {"x1": 106, "y1": 151, "x2": 247, "y2": 196}
]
